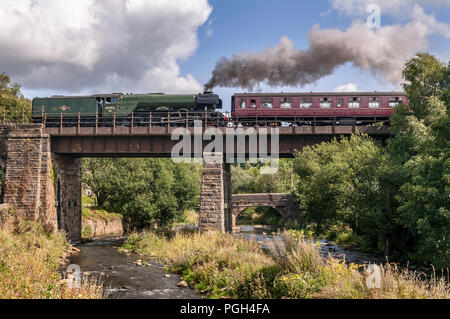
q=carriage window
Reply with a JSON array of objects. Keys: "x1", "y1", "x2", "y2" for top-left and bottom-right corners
[
  {"x1": 240, "y1": 99, "x2": 246, "y2": 108},
  {"x1": 280, "y1": 98, "x2": 292, "y2": 108},
  {"x1": 300, "y1": 98, "x2": 313, "y2": 108},
  {"x1": 348, "y1": 97, "x2": 361, "y2": 108},
  {"x1": 261, "y1": 98, "x2": 273, "y2": 108},
  {"x1": 389, "y1": 97, "x2": 401, "y2": 107},
  {"x1": 320, "y1": 97, "x2": 332, "y2": 108},
  {"x1": 369, "y1": 97, "x2": 381, "y2": 108},
  {"x1": 251, "y1": 99, "x2": 257, "y2": 108},
  {"x1": 111, "y1": 97, "x2": 118, "y2": 104},
  {"x1": 337, "y1": 99, "x2": 343, "y2": 107}
]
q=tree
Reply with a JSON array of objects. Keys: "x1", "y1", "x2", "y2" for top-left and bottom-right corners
[
  {"x1": 0, "y1": 72, "x2": 31, "y2": 123},
  {"x1": 231, "y1": 159, "x2": 294, "y2": 194},
  {"x1": 384, "y1": 53, "x2": 449, "y2": 267},
  {"x1": 293, "y1": 134, "x2": 398, "y2": 249},
  {"x1": 82, "y1": 158, "x2": 201, "y2": 231}
]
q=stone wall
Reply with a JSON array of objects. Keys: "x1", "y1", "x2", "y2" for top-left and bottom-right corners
[
  {"x1": 0, "y1": 126, "x2": 7, "y2": 159},
  {"x1": 53, "y1": 155, "x2": 82, "y2": 242},
  {"x1": 1, "y1": 125, "x2": 57, "y2": 230},
  {"x1": 82, "y1": 217, "x2": 123, "y2": 237},
  {"x1": 199, "y1": 158, "x2": 232, "y2": 232}
]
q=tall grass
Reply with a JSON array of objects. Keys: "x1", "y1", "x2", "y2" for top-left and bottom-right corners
[
  {"x1": 0, "y1": 221, "x2": 103, "y2": 299},
  {"x1": 122, "y1": 229, "x2": 450, "y2": 299}
]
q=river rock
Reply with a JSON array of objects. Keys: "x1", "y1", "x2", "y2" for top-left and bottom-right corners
[{"x1": 71, "y1": 247, "x2": 81, "y2": 253}]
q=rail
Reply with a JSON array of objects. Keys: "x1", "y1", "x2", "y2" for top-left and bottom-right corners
[{"x1": 1, "y1": 108, "x2": 391, "y2": 131}]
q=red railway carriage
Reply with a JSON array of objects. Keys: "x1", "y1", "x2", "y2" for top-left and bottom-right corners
[{"x1": 231, "y1": 92, "x2": 408, "y2": 126}]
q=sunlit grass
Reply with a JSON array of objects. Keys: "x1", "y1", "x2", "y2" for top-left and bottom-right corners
[
  {"x1": 0, "y1": 220, "x2": 104, "y2": 299},
  {"x1": 122, "y1": 229, "x2": 450, "y2": 299}
]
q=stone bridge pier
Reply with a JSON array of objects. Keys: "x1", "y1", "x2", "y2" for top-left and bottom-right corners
[
  {"x1": 0, "y1": 125, "x2": 57, "y2": 230},
  {"x1": 0, "y1": 125, "x2": 81, "y2": 242},
  {"x1": 199, "y1": 157, "x2": 232, "y2": 232}
]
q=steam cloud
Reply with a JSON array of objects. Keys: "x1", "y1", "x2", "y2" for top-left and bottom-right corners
[{"x1": 205, "y1": 5, "x2": 450, "y2": 91}]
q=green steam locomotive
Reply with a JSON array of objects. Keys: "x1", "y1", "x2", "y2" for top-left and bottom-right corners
[{"x1": 31, "y1": 92, "x2": 222, "y2": 126}]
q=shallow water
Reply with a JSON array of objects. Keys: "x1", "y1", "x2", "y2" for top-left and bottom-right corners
[
  {"x1": 68, "y1": 237, "x2": 201, "y2": 299},
  {"x1": 235, "y1": 225, "x2": 384, "y2": 265}
]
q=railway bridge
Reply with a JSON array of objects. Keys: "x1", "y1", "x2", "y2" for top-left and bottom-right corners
[{"x1": 0, "y1": 121, "x2": 390, "y2": 241}]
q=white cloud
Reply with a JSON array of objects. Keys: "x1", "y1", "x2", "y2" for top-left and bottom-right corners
[
  {"x1": 0, "y1": 0, "x2": 212, "y2": 94},
  {"x1": 204, "y1": 20, "x2": 215, "y2": 39},
  {"x1": 334, "y1": 83, "x2": 358, "y2": 92}
]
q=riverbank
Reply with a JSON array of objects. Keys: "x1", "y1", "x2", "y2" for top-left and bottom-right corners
[
  {"x1": 0, "y1": 219, "x2": 103, "y2": 299},
  {"x1": 122, "y1": 230, "x2": 450, "y2": 299}
]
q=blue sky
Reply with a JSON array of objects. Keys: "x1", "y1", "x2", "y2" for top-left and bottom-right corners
[
  {"x1": 184, "y1": 0, "x2": 450, "y2": 111},
  {"x1": 5, "y1": 0, "x2": 449, "y2": 112}
]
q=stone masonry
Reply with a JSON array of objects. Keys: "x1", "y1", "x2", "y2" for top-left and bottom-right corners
[
  {"x1": 231, "y1": 193, "x2": 301, "y2": 231},
  {"x1": 199, "y1": 157, "x2": 232, "y2": 232},
  {"x1": 1, "y1": 125, "x2": 57, "y2": 230},
  {"x1": 53, "y1": 155, "x2": 82, "y2": 242}
]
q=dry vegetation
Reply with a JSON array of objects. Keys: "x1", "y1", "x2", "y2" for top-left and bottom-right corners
[
  {"x1": 122, "y1": 230, "x2": 450, "y2": 299},
  {"x1": 0, "y1": 220, "x2": 103, "y2": 299}
]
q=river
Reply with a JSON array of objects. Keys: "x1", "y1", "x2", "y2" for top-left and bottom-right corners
[
  {"x1": 68, "y1": 226, "x2": 383, "y2": 299},
  {"x1": 68, "y1": 237, "x2": 201, "y2": 299},
  {"x1": 236, "y1": 225, "x2": 384, "y2": 265}
]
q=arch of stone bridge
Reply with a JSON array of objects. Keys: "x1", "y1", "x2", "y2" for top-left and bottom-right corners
[{"x1": 231, "y1": 193, "x2": 300, "y2": 231}]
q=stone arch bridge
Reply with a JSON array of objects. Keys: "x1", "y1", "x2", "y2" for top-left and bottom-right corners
[{"x1": 231, "y1": 193, "x2": 300, "y2": 230}]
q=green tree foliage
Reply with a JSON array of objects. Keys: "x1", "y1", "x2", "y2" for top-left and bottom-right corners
[
  {"x1": 292, "y1": 53, "x2": 449, "y2": 268},
  {"x1": 0, "y1": 72, "x2": 31, "y2": 123},
  {"x1": 293, "y1": 135, "x2": 400, "y2": 251},
  {"x1": 231, "y1": 159, "x2": 294, "y2": 194},
  {"x1": 392, "y1": 55, "x2": 450, "y2": 267},
  {"x1": 82, "y1": 158, "x2": 201, "y2": 231}
]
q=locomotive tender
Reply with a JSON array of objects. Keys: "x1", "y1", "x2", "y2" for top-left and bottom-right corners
[{"x1": 31, "y1": 91, "x2": 406, "y2": 127}]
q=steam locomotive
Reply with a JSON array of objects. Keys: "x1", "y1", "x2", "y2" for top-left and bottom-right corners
[
  {"x1": 32, "y1": 92, "x2": 223, "y2": 126},
  {"x1": 31, "y1": 91, "x2": 407, "y2": 126}
]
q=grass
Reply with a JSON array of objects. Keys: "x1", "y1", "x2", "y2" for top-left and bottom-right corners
[
  {"x1": 0, "y1": 220, "x2": 104, "y2": 299},
  {"x1": 122, "y1": 229, "x2": 450, "y2": 299},
  {"x1": 81, "y1": 198, "x2": 122, "y2": 239},
  {"x1": 82, "y1": 207, "x2": 122, "y2": 223}
]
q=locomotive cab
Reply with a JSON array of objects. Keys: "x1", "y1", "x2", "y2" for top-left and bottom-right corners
[{"x1": 196, "y1": 92, "x2": 222, "y2": 110}]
